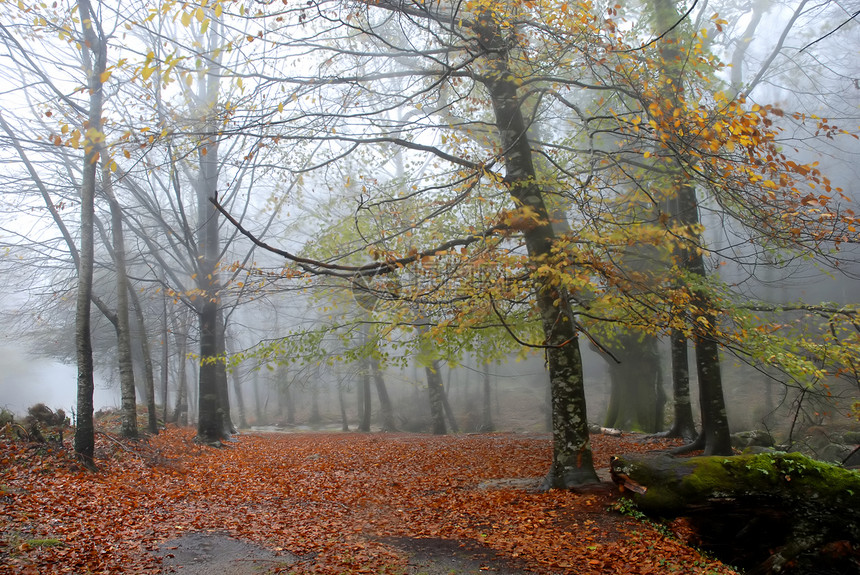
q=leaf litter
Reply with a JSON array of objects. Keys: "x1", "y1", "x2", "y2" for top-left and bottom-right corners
[{"x1": 0, "y1": 427, "x2": 738, "y2": 574}]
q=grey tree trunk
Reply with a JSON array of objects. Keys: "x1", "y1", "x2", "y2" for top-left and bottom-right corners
[
  {"x1": 128, "y1": 281, "x2": 157, "y2": 434},
  {"x1": 480, "y1": 362, "x2": 494, "y2": 432},
  {"x1": 359, "y1": 358, "x2": 372, "y2": 432},
  {"x1": 426, "y1": 360, "x2": 447, "y2": 435},
  {"x1": 474, "y1": 12, "x2": 598, "y2": 487},
  {"x1": 664, "y1": 330, "x2": 697, "y2": 441},
  {"x1": 101, "y1": 165, "x2": 138, "y2": 439},
  {"x1": 73, "y1": 0, "x2": 106, "y2": 467},
  {"x1": 370, "y1": 357, "x2": 397, "y2": 431},
  {"x1": 650, "y1": 0, "x2": 732, "y2": 456}
]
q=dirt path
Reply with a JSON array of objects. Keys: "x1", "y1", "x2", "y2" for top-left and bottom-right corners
[{"x1": 157, "y1": 531, "x2": 538, "y2": 575}]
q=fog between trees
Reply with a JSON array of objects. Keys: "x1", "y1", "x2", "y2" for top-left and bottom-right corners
[{"x1": 0, "y1": 0, "x2": 857, "y2": 481}]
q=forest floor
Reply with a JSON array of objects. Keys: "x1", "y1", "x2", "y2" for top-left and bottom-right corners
[{"x1": 0, "y1": 426, "x2": 739, "y2": 575}]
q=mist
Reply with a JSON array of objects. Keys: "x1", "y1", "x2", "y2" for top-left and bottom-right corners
[{"x1": 0, "y1": 341, "x2": 118, "y2": 417}]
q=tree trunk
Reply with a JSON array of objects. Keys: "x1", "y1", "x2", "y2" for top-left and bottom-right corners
[
  {"x1": 172, "y1": 312, "x2": 190, "y2": 426},
  {"x1": 662, "y1": 329, "x2": 697, "y2": 440},
  {"x1": 649, "y1": 0, "x2": 732, "y2": 456},
  {"x1": 370, "y1": 357, "x2": 397, "y2": 431},
  {"x1": 194, "y1": 11, "x2": 229, "y2": 445},
  {"x1": 475, "y1": 12, "x2": 597, "y2": 487},
  {"x1": 73, "y1": 0, "x2": 106, "y2": 467},
  {"x1": 601, "y1": 332, "x2": 664, "y2": 433},
  {"x1": 480, "y1": 362, "x2": 494, "y2": 432},
  {"x1": 338, "y1": 385, "x2": 350, "y2": 432},
  {"x1": 440, "y1": 376, "x2": 460, "y2": 434},
  {"x1": 161, "y1": 294, "x2": 170, "y2": 425},
  {"x1": 426, "y1": 360, "x2": 447, "y2": 435},
  {"x1": 231, "y1": 360, "x2": 248, "y2": 429},
  {"x1": 215, "y1": 310, "x2": 234, "y2": 435},
  {"x1": 253, "y1": 369, "x2": 264, "y2": 426},
  {"x1": 128, "y1": 283, "x2": 158, "y2": 434},
  {"x1": 101, "y1": 165, "x2": 138, "y2": 439},
  {"x1": 359, "y1": 357, "x2": 372, "y2": 432}
]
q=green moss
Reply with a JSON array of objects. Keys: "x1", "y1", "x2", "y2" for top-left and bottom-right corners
[{"x1": 617, "y1": 452, "x2": 860, "y2": 515}]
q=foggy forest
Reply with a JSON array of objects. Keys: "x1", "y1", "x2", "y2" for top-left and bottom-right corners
[{"x1": 0, "y1": 0, "x2": 858, "y2": 574}]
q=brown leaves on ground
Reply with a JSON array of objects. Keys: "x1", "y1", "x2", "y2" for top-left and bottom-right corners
[{"x1": 0, "y1": 428, "x2": 737, "y2": 574}]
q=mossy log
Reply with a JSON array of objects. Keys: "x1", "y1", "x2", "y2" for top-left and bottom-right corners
[{"x1": 610, "y1": 452, "x2": 860, "y2": 574}]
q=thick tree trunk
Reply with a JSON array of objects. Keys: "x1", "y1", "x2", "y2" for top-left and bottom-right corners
[
  {"x1": 74, "y1": 0, "x2": 105, "y2": 467},
  {"x1": 601, "y1": 332, "x2": 664, "y2": 433},
  {"x1": 475, "y1": 12, "x2": 597, "y2": 487},
  {"x1": 370, "y1": 357, "x2": 397, "y2": 431},
  {"x1": 660, "y1": 330, "x2": 697, "y2": 440}
]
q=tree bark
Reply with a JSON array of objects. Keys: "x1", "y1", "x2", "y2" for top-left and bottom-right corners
[
  {"x1": 101, "y1": 164, "x2": 138, "y2": 439},
  {"x1": 473, "y1": 12, "x2": 597, "y2": 487},
  {"x1": 73, "y1": 0, "x2": 106, "y2": 467},
  {"x1": 425, "y1": 360, "x2": 447, "y2": 435},
  {"x1": 649, "y1": 0, "x2": 732, "y2": 456},
  {"x1": 663, "y1": 329, "x2": 697, "y2": 440},
  {"x1": 359, "y1": 357, "x2": 372, "y2": 432},
  {"x1": 480, "y1": 362, "x2": 494, "y2": 432},
  {"x1": 128, "y1": 281, "x2": 158, "y2": 434},
  {"x1": 371, "y1": 357, "x2": 397, "y2": 431}
]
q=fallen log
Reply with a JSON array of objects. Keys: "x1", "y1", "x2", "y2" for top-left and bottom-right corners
[{"x1": 610, "y1": 452, "x2": 860, "y2": 574}]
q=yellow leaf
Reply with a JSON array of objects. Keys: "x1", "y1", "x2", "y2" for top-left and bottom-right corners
[
  {"x1": 214, "y1": 3, "x2": 223, "y2": 17},
  {"x1": 278, "y1": 102, "x2": 284, "y2": 113},
  {"x1": 195, "y1": 7, "x2": 205, "y2": 22},
  {"x1": 643, "y1": 151, "x2": 651, "y2": 159},
  {"x1": 141, "y1": 65, "x2": 155, "y2": 81},
  {"x1": 109, "y1": 161, "x2": 118, "y2": 173},
  {"x1": 99, "y1": 70, "x2": 112, "y2": 83},
  {"x1": 181, "y1": 10, "x2": 192, "y2": 27},
  {"x1": 123, "y1": 149, "x2": 130, "y2": 159}
]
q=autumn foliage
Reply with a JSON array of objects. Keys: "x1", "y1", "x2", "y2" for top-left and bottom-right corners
[{"x1": 1, "y1": 427, "x2": 736, "y2": 574}]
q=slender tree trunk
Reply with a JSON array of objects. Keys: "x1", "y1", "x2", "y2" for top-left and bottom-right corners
[
  {"x1": 231, "y1": 361, "x2": 248, "y2": 429},
  {"x1": 128, "y1": 284, "x2": 158, "y2": 434},
  {"x1": 426, "y1": 360, "x2": 447, "y2": 435},
  {"x1": 475, "y1": 12, "x2": 597, "y2": 486},
  {"x1": 161, "y1": 294, "x2": 170, "y2": 425},
  {"x1": 253, "y1": 370, "x2": 264, "y2": 425},
  {"x1": 440, "y1": 376, "x2": 460, "y2": 434},
  {"x1": 480, "y1": 362, "x2": 494, "y2": 432},
  {"x1": 338, "y1": 385, "x2": 349, "y2": 432},
  {"x1": 215, "y1": 311, "x2": 234, "y2": 435},
  {"x1": 101, "y1": 165, "x2": 138, "y2": 439},
  {"x1": 650, "y1": 0, "x2": 732, "y2": 456},
  {"x1": 359, "y1": 357, "x2": 372, "y2": 432},
  {"x1": 663, "y1": 329, "x2": 697, "y2": 440},
  {"x1": 172, "y1": 316, "x2": 189, "y2": 426},
  {"x1": 74, "y1": 0, "x2": 106, "y2": 467}
]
